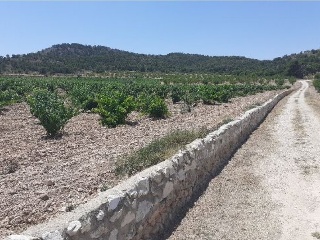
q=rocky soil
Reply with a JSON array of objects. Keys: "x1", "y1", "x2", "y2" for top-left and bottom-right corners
[{"x1": 0, "y1": 89, "x2": 283, "y2": 238}]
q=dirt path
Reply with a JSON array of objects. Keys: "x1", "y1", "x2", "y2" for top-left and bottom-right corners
[{"x1": 168, "y1": 81, "x2": 320, "y2": 240}]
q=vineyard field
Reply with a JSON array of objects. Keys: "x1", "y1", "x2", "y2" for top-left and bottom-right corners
[
  {"x1": 0, "y1": 90, "x2": 286, "y2": 238},
  {"x1": 0, "y1": 75, "x2": 290, "y2": 134}
]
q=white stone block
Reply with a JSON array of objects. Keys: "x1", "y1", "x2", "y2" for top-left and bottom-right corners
[
  {"x1": 110, "y1": 209, "x2": 123, "y2": 222},
  {"x1": 107, "y1": 195, "x2": 122, "y2": 211},
  {"x1": 42, "y1": 231, "x2": 63, "y2": 240},
  {"x1": 8, "y1": 235, "x2": 40, "y2": 240},
  {"x1": 137, "y1": 177, "x2": 149, "y2": 196},
  {"x1": 177, "y1": 169, "x2": 185, "y2": 181},
  {"x1": 66, "y1": 220, "x2": 81, "y2": 236},
  {"x1": 96, "y1": 210, "x2": 105, "y2": 221},
  {"x1": 109, "y1": 229, "x2": 118, "y2": 240},
  {"x1": 162, "y1": 181, "x2": 174, "y2": 199},
  {"x1": 121, "y1": 211, "x2": 135, "y2": 227},
  {"x1": 136, "y1": 200, "x2": 153, "y2": 222}
]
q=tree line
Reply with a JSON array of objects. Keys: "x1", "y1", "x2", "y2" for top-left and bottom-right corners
[{"x1": 0, "y1": 43, "x2": 319, "y2": 78}]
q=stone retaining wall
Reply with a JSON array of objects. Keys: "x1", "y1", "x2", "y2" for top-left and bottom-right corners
[{"x1": 8, "y1": 89, "x2": 292, "y2": 240}]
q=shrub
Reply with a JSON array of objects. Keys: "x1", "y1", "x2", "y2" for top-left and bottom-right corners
[
  {"x1": 27, "y1": 89, "x2": 74, "y2": 137},
  {"x1": 0, "y1": 89, "x2": 20, "y2": 108},
  {"x1": 288, "y1": 77, "x2": 296, "y2": 85},
  {"x1": 171, "y1": 87, "x2": 183, "y2": 103},
  {"x1": 313, "y1": 73, "x2": 320, "y2": 92},
  {"x1": 137, "y1": 94, "x2": 169, "y2": 119},
  {"x1": 275, "y1": 78, "x2": 285, "y2": 86},
  {"x1": 148, "y1": 96, "x2": 169, "y2": 118},
  {"x1": 83, "y1": 97, "x2": 98, "y2": 111},
  {"x1": 182, "y1": 91, "x2": 197, "y2": 111},
  {"x1": 314, "y1": 80, "x2": 320, "y2": 92},
  {"x1": 95, "y1": 92, "x2": 135, "y2": 127}
]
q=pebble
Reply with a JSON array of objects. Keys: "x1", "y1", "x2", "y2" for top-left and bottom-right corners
[
  {"x1": 59, "y1": 206, "x2": 67, "y2": 212},
  {"x1": 39, "y1": 194, "x2": 49, "y2": 201},
  {"x1": 45, "y1": 180, "x2": 55, "y2": 186},
  {"x1": 9, "y1": 190, "x2": 17, "y2": 195}
]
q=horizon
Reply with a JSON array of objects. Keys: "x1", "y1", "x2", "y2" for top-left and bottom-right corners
[
  {"x1": 1, "y1": 2, "x2": 320, "y2": 60},
  {"x1": 2, "y1": 42, "x2": 317, "y2": 62}
]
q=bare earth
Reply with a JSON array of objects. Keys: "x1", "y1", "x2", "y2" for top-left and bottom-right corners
[
  {"x1": 168, "y1": 81, "x2": 320, "y2": 240},
  {"x1": 0, "y1": 90, "x2": 283, "y2": 238}
]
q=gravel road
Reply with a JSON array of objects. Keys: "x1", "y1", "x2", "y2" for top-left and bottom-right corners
[{"x1": 168, "y1": 81, "x2": 320, "y2": 240}]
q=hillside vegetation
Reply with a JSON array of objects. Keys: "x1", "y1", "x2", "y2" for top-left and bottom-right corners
[{"x1": 0, "y1": 43, "x2": 319, "y2": 77}]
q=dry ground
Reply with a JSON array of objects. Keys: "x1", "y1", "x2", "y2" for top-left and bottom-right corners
[{"x1": 0, "y1": 90, "x2": 284, "y2": 238}]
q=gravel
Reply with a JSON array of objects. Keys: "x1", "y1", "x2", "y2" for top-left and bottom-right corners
[{"x1": 0, "y1": 90, "x2": 282, "y2": 238}]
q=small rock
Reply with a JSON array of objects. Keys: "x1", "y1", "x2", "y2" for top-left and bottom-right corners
[
  {"x1": 109, "y1": 229, "x2": 118, "y2": 240},
  {"x1": 39, "y1": 194, "x2": 49, "y2": 201},
  {"x1": 8, "y1": 235, "x2": 40, "y2": 240},
  {"x1": 9, "y1": 190, "x2": 17, "y2": 195},
  {"x1": 96, "y1": 210, "x2": 105, "y2": 221},
  {"x1": 66, "y1": 220, "x2": 81, "y2": 236},
  {"x1": 59, "y1": 206, "x2": 67, "y2": 212},
  {"x1": 107, "y1": 195, "x2": 122, "y2": 211},
  {"x1": 46, "y1": 207, "x2": 53, "y2": 212},
  {"x1": 45, "y1": 180, "x2": 55, "y2": 186},
  {"x1": 42, "y1": 230, "x2": 63, "y2": 240}
]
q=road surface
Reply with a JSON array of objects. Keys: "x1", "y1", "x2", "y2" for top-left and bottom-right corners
[{"x1": 168, "y1": 81, "x2": 320, "y2": 240}]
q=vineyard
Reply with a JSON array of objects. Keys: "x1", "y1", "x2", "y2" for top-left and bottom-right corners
[
  {"x1": 0, "y1": 73, "x2": 294, "y2": 238},
  {"x1": 0, "y1": 74, "x2": 291, "y2": 136}
]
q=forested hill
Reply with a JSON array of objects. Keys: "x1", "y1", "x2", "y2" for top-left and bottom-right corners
[{"x1": 0, "y1": 43, "x2": 319, "y2": 77}]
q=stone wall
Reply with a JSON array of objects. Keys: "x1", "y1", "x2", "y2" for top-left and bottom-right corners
[{"x1": 8, "y1": 89, "x2": 292, "y2": 240}]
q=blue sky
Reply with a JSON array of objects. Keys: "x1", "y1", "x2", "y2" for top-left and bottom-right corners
[{"x1": 0, "y1": 1, "x2": 319, "y2": 60}]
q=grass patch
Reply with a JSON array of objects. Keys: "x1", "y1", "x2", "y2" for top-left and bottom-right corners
[
  {"x1": 115, "y1": 128, "x2": 209, "y2": 176},
  {"x1": 115, "y1": 117, "x2": 234, "y2": 177},
  {"x1": 100, "y1": 183, "x2": 112, "y2": 192}
]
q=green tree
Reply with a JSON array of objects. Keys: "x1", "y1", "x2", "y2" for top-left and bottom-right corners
[{"x1": 287, "y1": 61, "x2": 304, "y2": 78}]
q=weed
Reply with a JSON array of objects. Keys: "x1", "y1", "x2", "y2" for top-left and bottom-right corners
[
  {"x1": 65, "y1": 204, "x2": 76, "y2": 212},
  {"x1": 115, "y1": 117, "x2": 236, "y2": 176},
  {"x1": 100, "y1": 184, "x2": 111, "y2": 192}
]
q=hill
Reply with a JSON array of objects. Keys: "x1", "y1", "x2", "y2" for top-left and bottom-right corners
[{"x1": 0, "y1": 43, "x2": 319, "y2": 77}]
